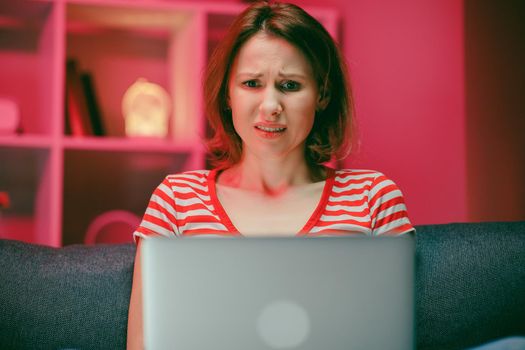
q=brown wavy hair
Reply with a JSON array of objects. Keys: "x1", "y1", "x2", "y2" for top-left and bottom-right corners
[{"x1": 204, "y1": 1, "x2": 354, "y2": 169}]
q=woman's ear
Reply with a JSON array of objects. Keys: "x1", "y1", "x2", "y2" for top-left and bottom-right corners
[{"x1": 317, "y1": 89, "x2": 330, "y2": 111}]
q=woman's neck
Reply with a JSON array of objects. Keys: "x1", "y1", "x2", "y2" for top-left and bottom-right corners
[{"x1": 218, "y1": 153, "x2": 324, "y2": 195}]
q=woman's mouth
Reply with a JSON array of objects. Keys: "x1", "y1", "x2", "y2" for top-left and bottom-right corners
[{"x1": 254, "y1": 125, "x2": 286, "y2": 138}]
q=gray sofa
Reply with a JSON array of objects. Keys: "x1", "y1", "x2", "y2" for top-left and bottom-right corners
[{"x1": 1, "y1": 222, "x2": 524, "y2": 349}]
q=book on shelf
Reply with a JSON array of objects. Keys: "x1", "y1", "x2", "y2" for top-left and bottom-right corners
[
  {"x1": 64, "y1": 59, "x2": 105, "y2": 137},
  {"x1": 80, "y1": 72, "x2": 105, "y2": 136}
]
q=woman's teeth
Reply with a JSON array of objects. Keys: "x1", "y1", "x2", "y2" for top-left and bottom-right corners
[{"x1": 256, "y1": 126, "x2": 285, "y2": 132}]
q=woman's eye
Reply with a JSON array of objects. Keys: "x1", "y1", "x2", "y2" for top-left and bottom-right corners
[
  {"x1": 281, "y1": 81, "x2": 300, "y2": 91},
  {"x1": 243, "y1": 80, "x2": 259, "y2": 88}
]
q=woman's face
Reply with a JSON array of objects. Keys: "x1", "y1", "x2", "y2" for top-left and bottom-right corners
[{"x1": 228, "y1": 33, "x2": 320, "y2": 163}]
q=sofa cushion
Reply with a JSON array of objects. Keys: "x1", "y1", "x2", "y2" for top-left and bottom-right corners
[
  {"x1": 415, "y1": 221, "x2": 525, "y2": 350},
  {"x1": 0, "y1": 240, "x2": 135, "y2": 349}
]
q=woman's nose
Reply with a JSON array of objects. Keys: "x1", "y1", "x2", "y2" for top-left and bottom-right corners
[{"x1": 259, "y1": 87, "x2": 283, "y2": 120}]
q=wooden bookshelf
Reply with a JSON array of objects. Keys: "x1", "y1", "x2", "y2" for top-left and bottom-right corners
[{"x1": 0, "y1": 0, "x2": 338, "y2": 246}]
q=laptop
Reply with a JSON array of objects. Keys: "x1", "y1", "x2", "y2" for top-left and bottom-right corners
[{"x1": 141, "y1": 235, "x2": 415, "y2": 350}]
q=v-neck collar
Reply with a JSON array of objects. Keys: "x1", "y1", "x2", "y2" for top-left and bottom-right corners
[{"x1": 207, "y1": 167, "x2": 336, "y2": 236}]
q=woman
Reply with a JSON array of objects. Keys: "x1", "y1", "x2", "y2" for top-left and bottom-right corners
[{"x1": 127, "y1": 1, "x2": 413, "y2": 348}]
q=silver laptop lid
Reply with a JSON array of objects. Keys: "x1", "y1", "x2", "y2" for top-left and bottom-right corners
[{"x1": 141, "y1": 235, "x2": 415, "y2": 350}]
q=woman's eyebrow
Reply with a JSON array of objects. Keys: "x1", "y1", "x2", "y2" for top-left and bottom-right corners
[
  {"x1": 235, "y1": 71, "x2": 263, "y2": 78},
  {"x1": 278, "y1": 72, "x2": 307, "y2": 80},
  {"x1": 233, "y1": 71, "x2": 308, "y2": 80}
]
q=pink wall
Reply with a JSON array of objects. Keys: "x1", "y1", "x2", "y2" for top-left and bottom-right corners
[
  {"x1": 343, "y1": 0, "x2": 467, "y2": 225},
  {"x1": 295, "y1": 0, "x2": 468, "y2": 225}
]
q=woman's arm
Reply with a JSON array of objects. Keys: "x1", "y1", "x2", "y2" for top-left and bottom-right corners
[{"x1": 127, "y1": 244, "x2": 143, "y2": 350}]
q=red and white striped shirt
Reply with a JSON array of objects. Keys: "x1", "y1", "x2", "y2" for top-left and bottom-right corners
[{"x1": 134, "y1": 168, "x2": 413, "y2": 240}]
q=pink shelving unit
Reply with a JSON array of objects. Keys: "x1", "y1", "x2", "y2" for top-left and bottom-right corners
[{"x1": 0, "y1": 0, "x2": 338, "y2": 246}]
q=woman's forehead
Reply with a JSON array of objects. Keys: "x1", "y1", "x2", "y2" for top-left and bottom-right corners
[{"x1": 231, "y1": 33, "x2": 314, "y2": 78}]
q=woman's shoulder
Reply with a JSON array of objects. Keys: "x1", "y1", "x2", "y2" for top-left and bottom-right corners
[
  {"x1": 332, "y1": 168, "x2": 387, "y2": 181},
  {"x1": 163, "y1": 169, "x2": 211, "y2": 183},
  {"x1": 154, "y1": 170, "x2": 213, "y2": 195},
  {"x1": 331, "y1": 169, "x2": 403, "y2": 193}
]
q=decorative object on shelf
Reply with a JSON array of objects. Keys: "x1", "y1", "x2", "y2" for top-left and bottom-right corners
[
  {"x1": 0, "y1": 192, "x2": 10, "y2": 209},
  {"x1": 0, "y1": 98, "x2": 20, "y2": 134},
  {"x1": 84, "y1": 210, "x2": 141, "y2": 245},
  {"x1": 122, "y1": 78, "x2": 171, "y2": 138}
]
